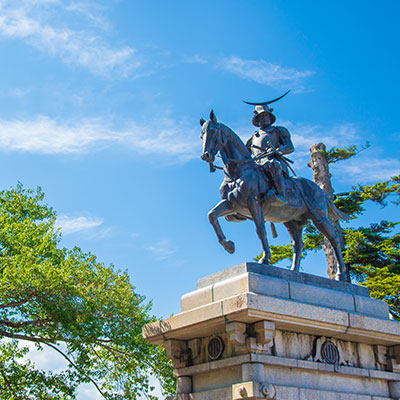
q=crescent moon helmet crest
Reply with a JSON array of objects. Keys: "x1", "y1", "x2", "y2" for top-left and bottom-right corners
[{"x1": 242, "y1": 90, "x2": 291, "y2": 107}]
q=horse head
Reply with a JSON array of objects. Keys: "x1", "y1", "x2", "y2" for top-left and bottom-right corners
[{"x1": 200, "y1": 109, "x2": 226, "y2": 165}]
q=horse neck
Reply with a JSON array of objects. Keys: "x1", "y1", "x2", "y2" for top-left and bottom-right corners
[{"x1": 219, "y1": 123, "x2": 251, "y2": 162}]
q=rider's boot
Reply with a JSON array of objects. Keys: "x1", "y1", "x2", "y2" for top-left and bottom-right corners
[{"x1": 265, "y1": 167, "x2": 287, "y2": 206}]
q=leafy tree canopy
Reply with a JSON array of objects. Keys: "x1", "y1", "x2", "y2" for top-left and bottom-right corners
[{"x1": 0, "y1": 184, "x2": 174, "y2": 399}]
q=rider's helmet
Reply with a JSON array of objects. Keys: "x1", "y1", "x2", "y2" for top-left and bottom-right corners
[{"x1": 252, "y1": 105, "x2": 276, "y2": 126}]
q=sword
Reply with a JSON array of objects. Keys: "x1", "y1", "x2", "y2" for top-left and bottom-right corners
[{"x1": 252, "y1": 144, "x2": 297, "y2": 176}]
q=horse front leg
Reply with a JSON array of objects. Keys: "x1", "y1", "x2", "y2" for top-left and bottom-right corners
[
  {"x1": 247, "y1": 196, "x2": 271, "y2": 265},
  {"x1": 208, "y1": 200, "x2": 235, "y2": 254}
]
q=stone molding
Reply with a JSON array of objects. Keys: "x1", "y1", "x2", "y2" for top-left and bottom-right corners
[{"x1": 174, "y1": 353, "x2": 400, "y2": 382}]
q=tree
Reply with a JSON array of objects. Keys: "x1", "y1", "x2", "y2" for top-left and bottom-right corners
[
  {"x1": 264, "y1": 146, "x2": 400, "y2": 320},
  {"x1": 0, "y1": 184, "x2": 174, "y2": 399}
]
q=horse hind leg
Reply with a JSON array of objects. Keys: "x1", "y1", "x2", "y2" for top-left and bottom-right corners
[
  {"x1": 284, "y1": 220, "x2": 305, "y2": 272},
  {"x1": 311, "y1": 216, "x2": 347, "y2": 282}
]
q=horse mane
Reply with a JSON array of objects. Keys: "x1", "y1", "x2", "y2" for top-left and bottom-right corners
[{"x1": 219, "y1": 123, "x2": 252, "y2": 160}]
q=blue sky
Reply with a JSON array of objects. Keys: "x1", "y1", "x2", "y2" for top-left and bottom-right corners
[{"x1": 0, "y1": 1, "x2": 399, "y2": 398}]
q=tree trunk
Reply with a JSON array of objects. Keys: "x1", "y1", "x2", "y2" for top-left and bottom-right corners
[{"x1": 308, "y1": 143, "x2": 345, "y2": 280}]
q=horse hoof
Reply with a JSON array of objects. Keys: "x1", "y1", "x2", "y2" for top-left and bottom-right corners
[
  {"x1": 258, "y1": 257, "x2": 270, "y2": 265},
  {"x1": 335, "y1": 273, "x2": 345, "y2": 282},
  {"x1": 223, "y1": 240, "x2": 235, "y2": 254}
]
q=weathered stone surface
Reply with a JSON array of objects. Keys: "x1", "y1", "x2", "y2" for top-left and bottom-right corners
[
  {"x1": 197, "y1": 263, "x2": 369, "y2": 297},
  {"x1": 177, "y1": 376, "x2": 192, "y2": 394},
  {"x1": 181, "y1": 265, "x2": 390, "y2": 326},
  {"x1": 192, "y1": 365, "x2": 241, "y2": 392},
  {"x1": 242, "y1": 363, "x2": 265, "y2": 382},
  {"x1": 298, "y1": 388, "x2": 373, "y2": 399},
  {"x1": 389, "y1": 380, "x2": 400, "y2": 397},
  {"x1": 213, "y1": 273, "x2": 289, "y2": 303},
  {"x1": 289, "y1": 280, "x2": 355, "y2": 312},
  {"x1": 348, "y1": 314, "x2": 400, "y2": 337},
  {"x1": 354, "y1": 295, "x2": 389, "y2": 319},
  {"x1": 263, "y1": 363, "x2": 391, "y2": 397},
  {"x1": 189, "y1": 387, "x2": 231, "y2": 400},
  {"x1": 181, "y1": 285, "x2": 213, "y2": 312},
  {"x1": 212, "y1": 274, "x2": 250, "y2": 303},
  {"x1": 246, "y1": 292, "x2": 350, "y2": 327}
]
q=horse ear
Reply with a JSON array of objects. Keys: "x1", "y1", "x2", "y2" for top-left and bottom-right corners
[
  {"x1": 200, "y1": 117, "x2": 205, "y2": 126},
  {"x1": 210, "y1": 109, "x2": 217, "y2": 122}
]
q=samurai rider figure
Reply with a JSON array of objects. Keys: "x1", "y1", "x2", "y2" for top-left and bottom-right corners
[{"x1": 245, "y1": 90, "x2": 294, "y2": 206}]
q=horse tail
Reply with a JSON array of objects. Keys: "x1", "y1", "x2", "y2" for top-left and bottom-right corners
[
  {"x1": 326, "y1": 198, "x2": 352, "y2": 220},
  {"x1": 292, "y1": 176, "x2": 351, "y2": 221}
]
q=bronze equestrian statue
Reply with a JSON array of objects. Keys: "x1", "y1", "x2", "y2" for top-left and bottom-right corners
[{"x1": 200, "y1": 95, "x2": 349, "y2": 281}]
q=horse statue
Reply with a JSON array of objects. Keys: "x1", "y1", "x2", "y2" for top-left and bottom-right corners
[{"x1": 200, "y1": 110, "x2": 350, "y2": 281}]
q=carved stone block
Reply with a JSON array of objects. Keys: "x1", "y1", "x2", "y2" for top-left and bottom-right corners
[
  {"x1": 232, "y1": 381, "x2": 276, "y2": 400},
  {"x1": 164, "y1": 339, "x2": 189, "y2": 368},
  {"x1": 246, "y1": 336, "x2": 271, "y2": 354},
  {"x1": 390, "y1": 344, "x2": 400, "y2": 362},
  {"x1": 253, "y1": 320, "x2": 275, "y2": 346},
  {"x1": 307, "y1": 336, "x2": 347, "y2": 365},
  {"x1": 387, "y1": 357, "x2": 400, "y2": 373},
  {"x1": 226, "y1": 321, "x2": 247, "y2": 346}
]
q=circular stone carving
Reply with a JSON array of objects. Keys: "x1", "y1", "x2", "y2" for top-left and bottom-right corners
[
  {"x1": 321, "y1": 341, "x2": 339, "y2": 364},
  {"x1": 207, "y1": 336, "x2": 224, "y2": 360}
]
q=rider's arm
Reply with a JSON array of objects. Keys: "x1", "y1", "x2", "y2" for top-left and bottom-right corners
[
  {"x1": 245, "y1": 135, "x2": 254, "y2": 154},
  {"x1": 276, "y1": 127, "x2": 294, "y2": 155}
]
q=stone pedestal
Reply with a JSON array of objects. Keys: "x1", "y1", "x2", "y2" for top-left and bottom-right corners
[{"x1": 143, "y1": 263, "x2": 400, "y2": 400}]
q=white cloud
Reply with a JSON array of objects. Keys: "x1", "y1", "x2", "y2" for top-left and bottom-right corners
[
  {"x1": 0, "y1": 116, "x2": 114, "y2": 153},
  {"x1": 56, "y1": 215, "x2": 104, "y2": 235},
  {"x1": 331, "y1": 157, "x2": 400, "y2": 184},
  {"x1": 0, "y1": 0, "x2": 139, "y2": 77},
  {"x1": 8, "y1": 87, "x2": 31, "y2": 98},
  {"x1": 184, "y1": 54, "x2": 208, "y2": 64},
  {"x1": 145, "y1": 239, "x2": 176, "y2": 260},
  {"x1": 0, "y1": 115, "x2": 199, "y2": 160},
  {"x1": 77, "y1": 384, "x2": 103, "y2": 400},
  {"x1": 22, "y1": 340, "x2": 68, "y2": 373},
  {"x1": 219, "y1": 56, "x2": 314, "y2": 92}
]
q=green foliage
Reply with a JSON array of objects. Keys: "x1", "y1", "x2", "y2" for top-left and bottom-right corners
[
  {"x1": 334, "y1": 175, "x2": 400, "y2": 215},
  {"x1": 0, "y1": 184, "x2": 174, "y2": 399},
  {"x1": 357, "y1": 266, "x2": 400, "y2": 320},
  {"x1": 342, "y1": 221, "x2": 400, "y2": 318},
  {"x1": 321, "y1": 142, "x2": 370, "y2": 164},
  {"x1": 0, "y1": 342, "x2": 76, "y2": 400}
]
